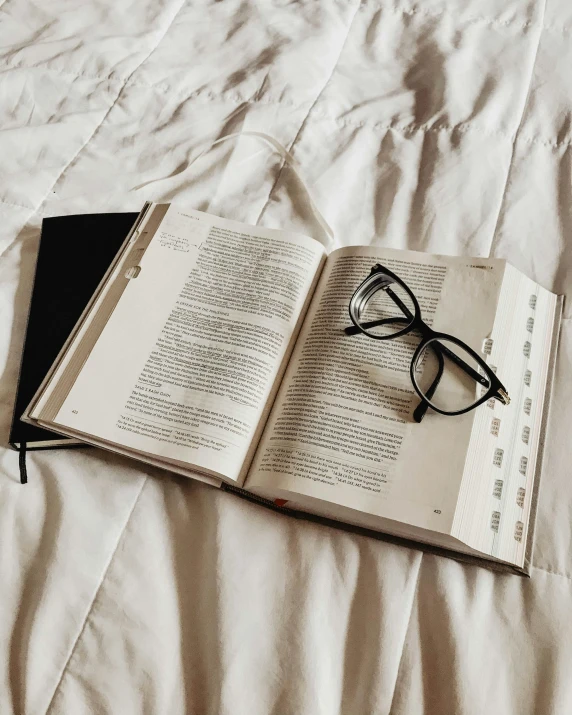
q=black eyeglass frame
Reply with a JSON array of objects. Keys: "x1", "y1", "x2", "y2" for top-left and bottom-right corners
[{"x1": 345, "y1": 264, "x2": 510, "y2": 420}]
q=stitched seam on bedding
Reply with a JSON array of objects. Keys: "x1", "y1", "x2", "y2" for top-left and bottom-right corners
[
  {"x1": 0, "y1": 58, "x2": 522, "y2": 142},
  {"x1": 387, "y1": 555, "x2": 424, "y2": 715},
  {"x1": 0, "y1": 58, "x2": 314, "y2": 111},
  {"x1": 307, "y1": 116, "x2": 572, "y2": 149},
  {"x1": 0, "y1": 57, "x2": 122, "y2": 84},
  {"x1": 532, "y1": 565, "x2": 572, "y2": 580},
  {"x1": 519, "y1": 134, "x2": 572, "y2": 149},
  {"x1": 368, "y1": 2, "x2": 539, "y2": 32},
  {"x1": 310, "y1": 115, "x2": 513, "y2": 140},
  {"x1": 0, "y1": 58, "x2": 304, "y2": 104},
  {"x1": 0, "y1": 204, "x2": 36, "y2": 264},
  {"x1": 397, "y1": 6, "x2": 572, "y2": 36},
  {"x1": 3, "y1": 60, "x2": 572, "y2": 150},
  {"x1": 44, "y1": 476, "x2": 148, "y2": 715},
  {"x1": 486, "y1": 0, "x2": 547, "y2": 259},
  {"x1": 0, "y1": 198, "x2": 35, "y2": 211},
  {"x1": 306, "y1": 115, "x2": 572, "y2": 149},
  {"x1": 255, "y1": 0, "x2": 363, "y2": 228},
  {"x1": 544, "y1": 23, "x2": 572, "y2": 35},
  {"x1": 30, "y1": 0, "x2": 188, "y2": 224},
  {"x1": 0, "y1": 56, "x2": 310, "y2": 109},
  {"x1": 0, "y1": 0, "x2": 188, "y2": 265}
]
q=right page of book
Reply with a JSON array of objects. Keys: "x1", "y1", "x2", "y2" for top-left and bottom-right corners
[{"x1": 246, "y1": 247, "x2": 508, "y2": 536}]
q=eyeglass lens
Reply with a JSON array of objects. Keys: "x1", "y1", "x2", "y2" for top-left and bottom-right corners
[
  {"x1": 354, "y1": 275, "x2": 416, "y2": 338},
  {"x1": 412, "y1": 337, "x2": 490, "y2": 413}
]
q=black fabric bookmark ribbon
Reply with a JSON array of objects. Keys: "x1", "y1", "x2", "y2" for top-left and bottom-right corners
[{"x1": 19, "y1": 441, "x2": 28, "y2": 484}]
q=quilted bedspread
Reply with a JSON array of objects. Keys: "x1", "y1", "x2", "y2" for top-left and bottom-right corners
[{"x1": 1, "y1": 1, "x2": 572, "y2": 713}]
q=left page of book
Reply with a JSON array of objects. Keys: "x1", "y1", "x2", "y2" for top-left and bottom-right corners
[{"x1": 28, "y1": 204, "x2": 325, "y2": 484}]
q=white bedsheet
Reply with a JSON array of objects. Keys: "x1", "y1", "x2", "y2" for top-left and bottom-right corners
[{"x1": 1, "y1": 1, "x2": 571, "y2": 713}]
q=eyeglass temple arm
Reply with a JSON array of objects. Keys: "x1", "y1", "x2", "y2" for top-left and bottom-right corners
[
  {"x1": 344, "y1": 316, "x2": 406, "y2": 335},
  {"x1": 388, "y1": 288, "x2": 488, "y2": 386},
  {"x1": 344, "y1": 316, "x2": 443, "y2": 421},
  {"x1": 429, "y1": 341, "x2": 487, "y2": 386},
  {"x1": 343, "y1": 315, "x2": 471, "y2": 421},
  {"x1": 413, "y1": 348, "x2": 444, "y2": 423},
  {"x1": 345, "y1": 287, "x2": 488, "y2": 387},
  {"x1": 378, "y1": 298, "x2": 445, "y2": 423},
  {"x1": 383, "y1": 292, "x2": 480, "y2": 415}
]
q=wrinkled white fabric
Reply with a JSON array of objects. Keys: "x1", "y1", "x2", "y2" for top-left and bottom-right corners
[
  {"x1": 1, "y1": 1, "x2": 572, "y2": 714},
  {"x1": 134, "y1": 129, "x2": 336, "y2": 246}
]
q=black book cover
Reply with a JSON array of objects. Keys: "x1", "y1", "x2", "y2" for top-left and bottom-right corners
[{"x1": 9, "y1": 212, "x2": 139, "y2": 450}]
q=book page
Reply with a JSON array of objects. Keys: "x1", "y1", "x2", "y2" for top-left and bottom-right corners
[
  {"x1": 40, "y1": 205, "x2": 325, "y2": 483},
  {"x1": 453, "y1": 266, "x2": 559, "y2": 566},
  {"x1": 246, "y1": 247, "x2": 505, "y2": 534}
]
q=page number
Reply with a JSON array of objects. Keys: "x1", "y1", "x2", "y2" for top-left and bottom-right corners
[
  {"x1": 434, "y1": 509, "x2": 441, "y2": 514},
  {"x1": 72, "y1": 410, "x2": 78, "y2": 414}
]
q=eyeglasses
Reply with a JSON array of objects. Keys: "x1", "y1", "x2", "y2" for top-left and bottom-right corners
[{"x1": 344, "y1": 264, "x2": 510, "y2": 422}]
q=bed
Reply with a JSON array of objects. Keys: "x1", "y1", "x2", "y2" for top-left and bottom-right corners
[{"x1": 1, "y1": 1, "x2": 571, "y2": 713}]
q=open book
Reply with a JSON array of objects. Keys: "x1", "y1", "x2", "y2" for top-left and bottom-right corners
[{"x1": 24, "y1": 203, "x2": 562, "y2": 573}]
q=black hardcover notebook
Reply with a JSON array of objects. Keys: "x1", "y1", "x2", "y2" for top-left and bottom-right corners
[{"x1": 9, "y1": 212, "x2": 139, "y2": 450}]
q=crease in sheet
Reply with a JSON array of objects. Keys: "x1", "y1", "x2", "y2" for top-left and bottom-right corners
[
  {"x1": 487, "y1": 0, "x2": 548, "y2": 258},
  {"x1": 44, "y1": 476, "x2": 149, "y2": 715}
]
